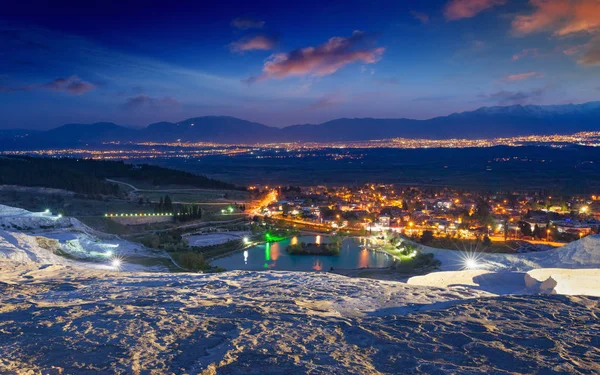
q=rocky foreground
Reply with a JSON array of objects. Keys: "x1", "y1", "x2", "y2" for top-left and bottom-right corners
[{"x1": 1, "y1": 262, "x2": 599, "y2": 375}]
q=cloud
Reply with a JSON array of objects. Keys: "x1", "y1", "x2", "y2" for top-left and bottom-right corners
[
  {"x1": 0, "y1": 75, "x2": 95, "y2": 95},
  {"x1": 579, "y1": 38, "x2": 600, "y2": 65},
  {"x1": 444, "y1": 0, "x2": 506, "y2": 20},
  {"x1": 121, "y1": 94, "x2": 181, "y2": 111},
  {"x1": 504, "y1": 71, "x2": 544, "y2": 81},
  {"x1": 230, "y1": 35, "x2": 277, "y2": 52},
  {"x1": 410, "y1": 11, "x2": 430, "y2": 24},
  {"x1": 245, "y1": 30, "x2": 384, "y2": 83},
  {"x1": 480, "y1": 87, "x2": 547, "y2": 105},
  {"x1": 40, "y1": 75, "x2": 95, "y2": 94},
  {"x1": 512, "y1": 48, "x2": 539, "y2": 60},
  {"x1": 512, "y1": 0, "x2": 600, "y2": 36},
  {"x1": 562, "y1": 43, "x2": 590, "y2": 55},
  {"x1": 231, "y1": 17, "x2": 265, "y2": 30},
  {"x1": 307, "y1": 93, "x2": 344, "y2": 110}
]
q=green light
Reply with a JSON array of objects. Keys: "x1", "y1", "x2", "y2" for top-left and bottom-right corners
[{"x1": 265, "y1": 242, "x2": 271, "y2": 261}]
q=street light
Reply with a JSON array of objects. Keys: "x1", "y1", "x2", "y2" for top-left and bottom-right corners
[{"x1": 546, "y1": 229, "x2": 550, "y2": 242}]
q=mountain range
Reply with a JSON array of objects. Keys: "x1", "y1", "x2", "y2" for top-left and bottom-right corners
[{"x1": 1, "y1": 102, "x2": 599, "y2": 148}]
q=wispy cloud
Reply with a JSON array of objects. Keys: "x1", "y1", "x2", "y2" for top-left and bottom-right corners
[
  {"x1": 0, "y1": 75, "x2": 95, "y2": 95},
  {"x1": 512, "y1": 0, "x2": 600, "y2": 36},
  {"x1": 444, "y1": 0, "x2": 506, "y2": 20},
  {"x1": 579, "y1": 38, "x2": 600, "y2": 65},
  {"x1": 41, "y1": 76, "x2": 95, "y2": 94},
  {"x1": 245, "y1": 30, "x2": 384, "y2": 83},
  {"x1": 410, "y1": 11, "x2": 430, "y2": 24},
  {"x1": 479, "y1": 87, "x2": 547, "y2": 105},
  {"x1": 512, "y1": 48, "x2": 539, "y2": 61},
  {"x1": 231, "y1": 17, "x2": 265, "y2": 30},
  {"x1": 562, "y1": 44, "x2": 590, "y2": 55},
  {"x1": 230, "y1": 34, "x2": 278, "y2": 52},
  {"x1": 121, "y1": 94, "x2": 181, "y2": 111},
  {"x1": 307, "y1": 93, "x2": 344, "y2": 110},
  {"x1": 504, "y1": 71, "x2": 544, "y2": 81}
]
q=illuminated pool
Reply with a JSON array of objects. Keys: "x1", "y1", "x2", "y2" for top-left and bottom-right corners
[{"x1": 211, "y1": 235, "x2": 393, "y2": 271}]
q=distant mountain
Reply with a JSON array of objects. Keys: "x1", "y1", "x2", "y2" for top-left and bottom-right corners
[
  {"x1": 1, "y1": 102, "x2": 599, "y2": 148},
  {"x1": 140, "y1": 117, "x2": 279, "y2": 143}
]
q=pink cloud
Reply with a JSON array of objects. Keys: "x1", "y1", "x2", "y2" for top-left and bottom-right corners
[
  {"x1": 40, "y1": 75, "x2": 95, "y2": 95},
  {"x1": 513, "y1": 0, "x2": 600, "y2": 36},
  {"x1": 512, "y1": 48, "x2": 539, "y2": 61},
  {"x1": 230, "y1": 35, "x2": 277, "y2": 52},
  {"x1": 505, "y1": 72, "x2": 544, "y2": 81},
  {"x1": 444, "y1": 0, "x2": 506, "y2": 20},
  {"x1": 0, "y1": 75, "x2": 95, "y2": 95},
  {"x1": 410, "y1": 11, "x2": 430, "y2": 24},
  {"x1": 245, "y1": 31, "x2": 384, "y2": 83}
]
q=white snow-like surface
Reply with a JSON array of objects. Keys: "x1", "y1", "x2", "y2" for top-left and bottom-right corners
[
  {"x1": 1, "y1": 261, "x2": 599, "y2": 374},
  {"x1": 407, "y1": 268, "x2": 600, "y2": 297},
  {"x1": 420, "y1": 234, "x2": 600, "y2": 272},
  {"x1": 405, "y1": 235, "x2": 600, "y2": 298},
  {"x1": 186, "y1": 231, "x2": 247, "y2": 247},
  {"x1": 0, "y1": 204, "x2": 172, "y2": 272}
]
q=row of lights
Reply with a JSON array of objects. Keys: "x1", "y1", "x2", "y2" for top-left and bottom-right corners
[{"x1": 104, "y1": 213, "x2": 194, "y2": 217}]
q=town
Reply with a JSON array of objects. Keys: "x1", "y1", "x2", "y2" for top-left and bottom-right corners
[{"x1": 256, "y1": 184, "x2": 600, "y2": 250}]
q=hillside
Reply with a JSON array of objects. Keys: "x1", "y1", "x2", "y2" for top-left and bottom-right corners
[
  {"x1": 1, "y1": 101, "x2": 599, "y2": 147},
  {"x1": 0, "y1": 156, "x2": 240, "y2": 195}
]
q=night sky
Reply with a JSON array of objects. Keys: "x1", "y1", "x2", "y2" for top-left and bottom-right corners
[{"x1": 1, "y1": 0, "x2": 599, "y2": 129}]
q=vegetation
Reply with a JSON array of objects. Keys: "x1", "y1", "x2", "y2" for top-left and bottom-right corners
[
  {"x1": 0, "y1": 156, "x2": 240, "y2": 196},
  {"x1": 0, "y1": 157, "x2": 120, "y2": 196},
  {"x1": 286, "y1": 242, "x2": 341, "y2": 256},
  {"x1": 172, "y1": 252, "x2": 208, "y2": 271}
]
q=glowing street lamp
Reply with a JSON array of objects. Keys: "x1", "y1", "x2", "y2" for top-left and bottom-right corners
[{"x1": 111, "y1": 258, "x2": 122, "y2": 269}]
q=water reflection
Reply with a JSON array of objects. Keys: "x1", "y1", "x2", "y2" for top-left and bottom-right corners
[
  {"x1": 213, "y1": 235, "x2": 394, "y2": 272},
  {"x1": 312, "y1": 258, "x2": 323, "y2": 271},
  {"x1": 270, "y1": 243, "x2": 281, "y2": 261},
  {"x1": 357, "y1": 248, "x2": 369, "y2": 268}
]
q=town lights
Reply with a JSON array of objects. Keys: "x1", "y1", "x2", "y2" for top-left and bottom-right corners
[{"x1": 243, "y1": 236, "x2": 249, "y2": 244}]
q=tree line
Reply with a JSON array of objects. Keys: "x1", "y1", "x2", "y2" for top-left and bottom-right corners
[{"x1": 0, "y1": 156, "x2": 241, "y2": 196}]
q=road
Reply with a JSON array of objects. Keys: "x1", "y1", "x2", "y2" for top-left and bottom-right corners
[{"x1": 105, "y1": 178, "x2": 242, "y2": 205}]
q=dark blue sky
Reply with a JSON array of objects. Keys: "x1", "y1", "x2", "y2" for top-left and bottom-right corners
[{"x1": 1, "y1": 0, "x2": 599, "y2": 129}]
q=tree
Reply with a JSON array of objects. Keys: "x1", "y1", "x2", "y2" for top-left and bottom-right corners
[
  {"x1": 482, "y1": 235, "x2": 492, "y2": 247},
  {"x1": 420, "y1": 230, "x2": 434, "y2": 245},
  {"x1": 164, "y1": 195, "x2": 173, "y2": 213}
]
